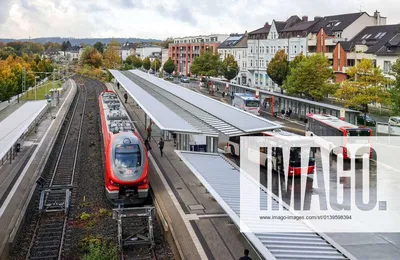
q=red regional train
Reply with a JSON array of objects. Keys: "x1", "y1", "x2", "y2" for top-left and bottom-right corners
[{"x1": 99, "y1": 91, "x2": 149, "y2": 203}]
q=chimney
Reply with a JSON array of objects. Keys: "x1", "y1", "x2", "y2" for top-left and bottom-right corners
[
  {"x1": 264, "y1": 22, "x2": 269, "y2": 28},
  {"x1": 302, "y1": 16, "x2": 308, "y2": 22},
  {"x1": 374, "y1": 10, "x2": 381, "y2": 25}
]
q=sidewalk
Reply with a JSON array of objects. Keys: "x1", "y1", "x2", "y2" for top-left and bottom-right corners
[
  {"x1": 0, "y1": 80, "x2": 77, "y2": 259},
  {"x1": 109, "y1": 83, "x2": 260, "y2": 260}
]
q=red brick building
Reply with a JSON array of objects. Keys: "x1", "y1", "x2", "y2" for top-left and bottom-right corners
[{"x1": 168, "y1": 34, "x2": 229, "y2": 76}]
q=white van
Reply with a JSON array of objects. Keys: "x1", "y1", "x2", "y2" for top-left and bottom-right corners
[{"x1": 232, "y1": 93, "x2": 260, "y2": 115}]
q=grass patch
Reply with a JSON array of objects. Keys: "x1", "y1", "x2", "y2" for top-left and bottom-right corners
[
  {"x1": 79, "y1": 236, "x2": 119, "y2": 260},
  {"x1": 21, "y1": 80, "x2": 62, "y2": 101}
]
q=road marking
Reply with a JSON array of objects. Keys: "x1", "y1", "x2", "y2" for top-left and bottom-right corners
[{"x1": 0, "y1": 80, "x2": 75, "y2": 218}]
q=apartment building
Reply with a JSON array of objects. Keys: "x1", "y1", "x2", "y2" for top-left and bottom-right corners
[
  {"x1": 308, "y1": 11, "x2": 387, "y2": 64},
  {"x1": 217, "y1": 33, "x2": 249, "y2": 85},
  {"x1": 168, "y1": 34, "x2": 229, "y2": 76},
  {"x1": 247, "y1": 16, "x2": 319, "y2": 91},
  {"x1": 333, "y1": 24, "x2": 400, "y2": 82}
]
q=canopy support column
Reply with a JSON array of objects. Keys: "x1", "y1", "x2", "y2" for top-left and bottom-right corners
[
  {"x1": 206, "y1": 136, "x2": 212, "y2": 152},
  {"x1": 212, "y1": 137, "x2": 219, "y2": 153}
]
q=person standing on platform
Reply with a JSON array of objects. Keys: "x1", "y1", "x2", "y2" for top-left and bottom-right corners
[
  {"x1": 158, "y1": 138, "x2": 164, "y2": 156},
  {"x1": 239, "y1": 249, "x2": 252, "y2": 260},
  {"x1": 147, "y1": 125, "x2": 152, "y2": 141},
  {"x1": 124, "y1": 92, "x2": 128, "y2": 103},
  {"x1": 172, "y1": 132, "x2": 177, "y2": 147}
]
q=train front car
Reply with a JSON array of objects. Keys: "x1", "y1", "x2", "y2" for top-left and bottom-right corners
[
  {"x1": 106, "y1": 132, "x2": 149, "y2": 202},
  {"x1": 99, "y1": 91, "x2": 149, "y2": 204}
]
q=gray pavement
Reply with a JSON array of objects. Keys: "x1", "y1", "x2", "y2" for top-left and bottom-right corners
[
  {"x1": 110, "y1": 82, "x2": 260, "y2": 260},
  {"x1": 0, "y1": 80, "x2": 77, "y2": 259}
]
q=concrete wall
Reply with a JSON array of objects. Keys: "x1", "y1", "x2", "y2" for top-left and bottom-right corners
[{"x1": 136, "y1": 47, "x2": 162, "y2": 59}]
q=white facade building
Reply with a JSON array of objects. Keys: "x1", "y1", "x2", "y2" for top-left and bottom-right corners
[
  {"x1": 121, "y1": 42, "x2": 136, "y2": 61},
  {"x1": 136, "y1": 45, "x2": 162, "y2": 59}
]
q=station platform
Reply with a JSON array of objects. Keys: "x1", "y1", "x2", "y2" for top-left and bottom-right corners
[
  {"x1": 0, "y1": 80, "x2": 77, "y2": 259},
  {"x1": 109, "y1": 82, "x2": 259, "y2": 260}
]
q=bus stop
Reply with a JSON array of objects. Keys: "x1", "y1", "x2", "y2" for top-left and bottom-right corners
[{"x1": 209, "y1": 79, "x2": 360, "y2": 125}]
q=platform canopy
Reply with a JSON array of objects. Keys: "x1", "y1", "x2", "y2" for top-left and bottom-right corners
[
  {"x1": 0, "y1": 100, "x2": 48, "y2": 160},
  {"x1": 109, "y1": 69, "x2": 282, "y2": 137},
  {"x1": 175, "y1": 151, "x2": 354, "y2": 260}
]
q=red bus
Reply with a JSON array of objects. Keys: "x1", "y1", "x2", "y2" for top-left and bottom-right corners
[
  {"x1": 305, "y1": 114, "x2": 372, "y2": 159},
  {"x1": 226, "y1": 130, "x2": 316, "y2": 176}
]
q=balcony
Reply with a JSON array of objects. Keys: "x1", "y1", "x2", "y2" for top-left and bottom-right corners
[{"x1": 308, "y1": 39, "x2": 316, "y2": 46}]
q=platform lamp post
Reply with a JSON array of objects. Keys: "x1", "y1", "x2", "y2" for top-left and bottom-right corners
[{"x1": 34, "y1": 76, "x2": 40, "y2": 101}]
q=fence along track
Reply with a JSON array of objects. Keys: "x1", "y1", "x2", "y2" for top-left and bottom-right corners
[{"x1": 25, "y1": 83, "x2": 87, "y2": 260}]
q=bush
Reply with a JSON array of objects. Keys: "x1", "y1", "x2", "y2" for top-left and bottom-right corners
[{"x1": 81, "y1": 238, "x2": 118, "y2": 260}]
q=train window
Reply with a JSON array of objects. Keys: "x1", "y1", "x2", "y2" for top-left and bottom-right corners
[{"x1": 115, "y1": 144, "x2": 141, "y2": 168}]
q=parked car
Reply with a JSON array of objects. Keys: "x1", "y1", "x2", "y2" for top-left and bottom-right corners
[
  {"x1": 357, "y1": 114, "x2": 376, "y2": 126},
  {"x1": 389, "y1": 116, "x2": 400, "y2": 126},
  {"x1": 164, "y1": 75, "x2": 174, "y2": 81},
  {"x1": 180, "y1": 77, "x2": 190, "y2": 83}
]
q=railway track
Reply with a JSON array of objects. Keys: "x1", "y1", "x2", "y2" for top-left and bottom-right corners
[{"x1": 25, "y1": 82, "x2": 87, "y2": 260}]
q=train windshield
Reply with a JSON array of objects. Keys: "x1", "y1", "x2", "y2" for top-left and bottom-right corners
[
  {"x1": 114, "y1": 144, "x2": 141, "y2": 168},
  {"x1": 246, "y1": 100, "x2": 260, "y2": 107}
]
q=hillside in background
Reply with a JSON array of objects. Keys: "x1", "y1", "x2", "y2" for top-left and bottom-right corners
[{"x1": 0, "y1": 37, "x2": 162, "y2": 45}]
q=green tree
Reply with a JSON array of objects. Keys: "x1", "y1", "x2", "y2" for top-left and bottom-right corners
[
  {"x1": 151, "y1": 58, "x2": 161, "y2": 71},
  {"x1": 80, "y1": 46, "x2": 103, "y2": 68},
  {"x1": 93, "y1": 42, "x2": 105, "y2": 53},
  {"x1": 190, "y1": 50, "x2": 221, "y2": 77},
  {"x1": 222, "y1": 54, "x2": 239, "y2": 81},
  {"x1": 162, "y1": 37, "x2": 174, "y2": 48},
  {"x1": 0, "y1": 47, "x2": 16, "y2": 60},
  {"x1": 283, "y1": 53, "x2": 336, "y2": 101},
  {"x1": 163, "y1": 58, "x2": 175, "y2": 74},
  {"x1": 267, "y1": 49, "x2": 289, "y2": 93},
  {"x1": 288, "y1": 52, "x2": 305, "y2": 75},
  {"x1": 125, "y1": 55, "x2": 134, "y2": 65},
  {"x1": 143, "y1": 57, "x2": 151, "y2": 70},
  {"x1": 132, "y1": 56, "x2": 143, "y2": 69},
  {"x1": 390, "y1": 58, "x2": 400, "y2": 114},
  {"x1": 335, "y1": 59, "x2": 390, "y2": 125}
]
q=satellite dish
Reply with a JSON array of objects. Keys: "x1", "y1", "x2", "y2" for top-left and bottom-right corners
[{"x1": 362, "y1": 39, "x2": 366, "y2": 44}]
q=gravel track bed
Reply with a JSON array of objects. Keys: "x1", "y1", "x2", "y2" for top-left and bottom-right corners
[{"x1": 10, "y1": 77, "x2": 174, "y2": 260}]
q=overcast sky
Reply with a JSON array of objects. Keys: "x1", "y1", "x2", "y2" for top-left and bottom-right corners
[{"x1": 0, "y1": 0, "x2": 398, "y2": 40}]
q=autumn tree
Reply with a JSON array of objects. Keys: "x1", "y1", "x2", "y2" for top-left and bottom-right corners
[
  {"x1": 221, "y1": 54, "x2": 239, "y2": 81},
  {"x1": 390, "y1": 58, "x2": 400, "y2": 114},
  {"x1": 283, "y1": 53, "x2": 336, "y2": 101},
  {"x1": 267, "y1": 49, "x2": 289, "y2": 93},
  {"x1": 190, "y1": 50, "x2": 221, "y2": 77},
  {"x1": 151, "y1": 58, "x2": 161, "y2": 71},
  {"x1": 142, "y1": 57, "x2": 151, "y2": 70},
  {"x1": 163, "y1": 58, "x2": 175, "y2": 74},
  {"x1": 103, "y1": 40, "x2": 122, "y2": 69},
  {"x1": 335, "y1": 59, "x2": 390, "y2": 125},
  {"x1": 80, "y1": 46, "x2": 103, "y2": 68}
]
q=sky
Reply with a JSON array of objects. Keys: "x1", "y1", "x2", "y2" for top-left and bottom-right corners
[{"x1": 0, "y1": 0, "x2": 399, "y2": 40}]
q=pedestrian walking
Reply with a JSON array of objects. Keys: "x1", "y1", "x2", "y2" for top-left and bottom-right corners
[
  {"x1": 146, "y1": 125, "x2": 152, "y2": 141},
  {"x1": 239, "y1": 249, "x2": 252, "y2": 260},
  {"x1": 288, "y1": 108, "x2": 292, "y2": 117},
  {"x1": 172, "y1": 133, "x2": 177, "y2": 147},
  {"x1": 158, "y1": 137, "x2": 165, "y2": 156},
  {"x1": 124, "y1": 92, "x2": 128, "y2": 103},
  {"x1": 117, "y1": 82, "x2": 120, "y2": 90}
]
